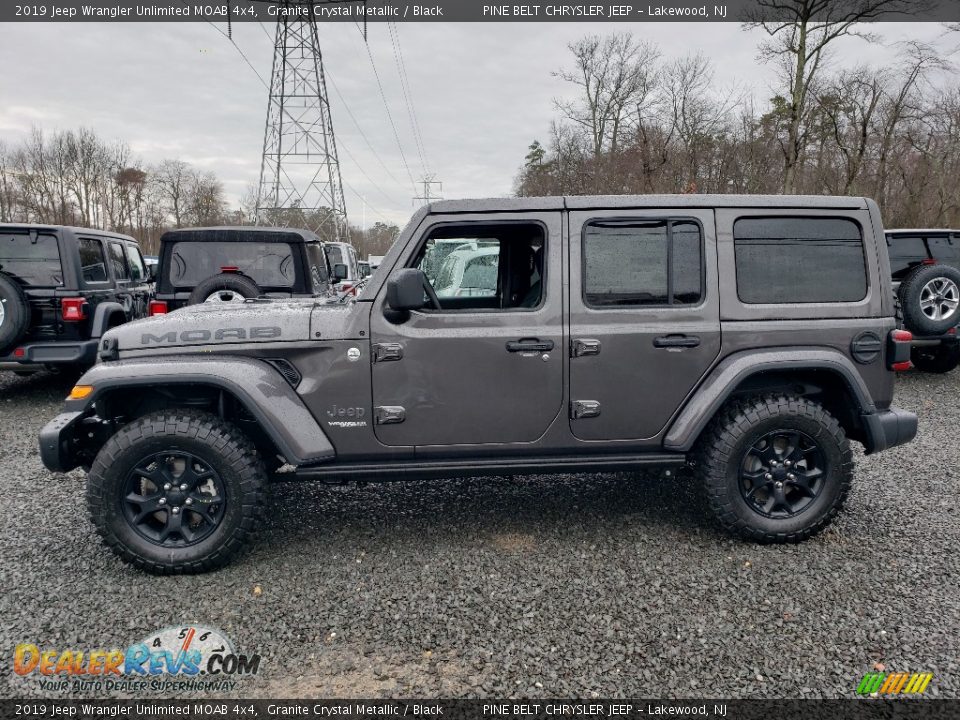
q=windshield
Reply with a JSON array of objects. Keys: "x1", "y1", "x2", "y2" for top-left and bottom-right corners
[
  {"x1": 169, "y1": 241, "x2": 295, "y2": 288},
  {"x1": 0, "y1": 232, "x2": 63, "y2": 286}
]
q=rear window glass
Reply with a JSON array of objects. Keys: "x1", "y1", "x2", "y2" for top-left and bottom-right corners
[
  {"x1": 886, "y1": 234, "x2": 928, "y2": 259},
  {"x1": 734, "y1": 217, "x2": 867, "y2": 304},
  {"x1": 0, "y1": 232, "x2": 63, "y2": 286},
  {"x1": 169, "y1": 242, "x2": 295, "y2": 288},
  {"x1": 324, "y1": 245, "x2": 344, "y2": 268}
]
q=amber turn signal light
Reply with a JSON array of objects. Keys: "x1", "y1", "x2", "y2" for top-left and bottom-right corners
[{"x1": 69, "y1": 385, "x2": 94, "y2": 400}]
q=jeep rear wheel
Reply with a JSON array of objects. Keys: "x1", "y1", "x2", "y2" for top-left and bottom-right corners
[
  {"x1": 0, "y1": 272, "x2": 30, "y2": 354},
  {"x1": 87, "y1": 410, "x2": 267, "y2": 574},
  {"x1": 187, "y1": 273, "x2": 261, "y2": 306},
  {"x1": 696, "y1": 395, "x2": 852, "y2": 543},
  {"x1": 898, "y1": 264, "x2": 960, "y2": 335}
]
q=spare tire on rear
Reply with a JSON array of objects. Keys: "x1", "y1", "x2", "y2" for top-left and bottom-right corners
[
  {"x1": 898, "y1": 264, "x2": 960, "y2": 335},
  {"x1": 0, "y1": 273, "x2": 30, "y2": 354},
  {"x1": 187, "y1": 273, "x2": 261, "y2": 306}
]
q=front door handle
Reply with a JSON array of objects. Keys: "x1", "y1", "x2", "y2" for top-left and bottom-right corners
[
  {"x1": 654, "y1": 334, "x2": 701, "y2": 349},
  {"x1": 506, "y1": 338, "x2": 554, "y2": 353}
]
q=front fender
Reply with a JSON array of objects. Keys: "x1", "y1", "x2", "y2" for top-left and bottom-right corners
[
  {"x1": 663, "y1": 348, "x2": 878, "y2": 453},
  {"x1": 64, "y1": 356, "x2": 334, "y2": 467}
]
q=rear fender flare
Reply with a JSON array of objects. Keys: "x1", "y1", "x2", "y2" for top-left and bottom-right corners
[
  {"x1": 90, "y1": 302, "x2": 126, "y2": 338},
  {"x1": 664, "y1": 348, "x2": 878, "y2": 452},
  {"x1": 70, "y1": 356, "x2": 334, "y2": 466}
]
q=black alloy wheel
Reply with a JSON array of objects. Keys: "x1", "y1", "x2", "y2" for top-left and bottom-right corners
[
  {"x1": 121, "y1": 451, "x2": 227, "y2": 547},
  {"x1": 738, "y1": 430, "x2": 826, "y2": 519}
]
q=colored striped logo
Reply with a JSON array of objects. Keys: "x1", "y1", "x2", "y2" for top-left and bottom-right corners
[{"x1": 857, "y1": 672, "x2": 933, "y2": 695}]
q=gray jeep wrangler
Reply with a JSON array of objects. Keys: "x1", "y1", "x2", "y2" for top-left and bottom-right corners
[{"x1": 39, "y1": 195, "x2": 918, "y2": 574}]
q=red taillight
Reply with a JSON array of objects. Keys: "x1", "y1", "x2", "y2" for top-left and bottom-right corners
[
  {"x1": 148, "y1": 300, "x2": 168, "y2": 316},
  {"x1": 949, "y1": 327, "x2": 957, "y2": 336},
  {"x1": 922, "y1": 258, "x2": 937, "y2": 265},
  {"x1": 61, "y1": 298, "x2": 87, "y2": 322},
  {"x1": 892, "y1": 329, "x2": 913, "y2": 343},
  {"x1": 13, "y1": 348, "x2": 25, "y2": 358},
  {"x1": 220, "y1": 266, "x2": 239, "y2": 273},
  {"x1": 892, "y1": 361, "x2": 913, "y2": 372}
]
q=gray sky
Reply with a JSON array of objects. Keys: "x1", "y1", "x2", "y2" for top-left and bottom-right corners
[{"x1": 0, "y1": 21, "x2": 953, "y2": 227}]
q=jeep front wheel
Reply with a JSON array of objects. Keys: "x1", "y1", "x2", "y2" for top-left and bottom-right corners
[
  {"x1": 86, "y1": 410, "x2": 267, "y2": 574},
  {"x1": 696, "y1": 395, "x2": 852, "y2": 543}
]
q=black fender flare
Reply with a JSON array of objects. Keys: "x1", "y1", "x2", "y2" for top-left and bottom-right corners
[
  {"x1": 90, "y1": 302, "x2": 127, "y2": 338},
  {"x1": 663, "y1": 348, "x2": 879, "y2": 453},
  {"x1": 69, "y1": 356, "x2": 334, "y2": 466}
]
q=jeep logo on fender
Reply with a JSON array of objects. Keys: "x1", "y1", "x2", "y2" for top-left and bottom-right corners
[{"x1": 140, "y1": 327, "x2": 282, "y2": 345}]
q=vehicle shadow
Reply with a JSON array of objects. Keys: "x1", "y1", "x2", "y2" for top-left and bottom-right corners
[{"x1": 261, "y1": 468, "x2": 715, "y2": 554}]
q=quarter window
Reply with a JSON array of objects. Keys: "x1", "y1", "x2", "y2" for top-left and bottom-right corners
[
  {"x1": 734, "y1": 217, "x2": 867, "y2": 304},
  {"x1": 108, "y1": 242, "x2": 129, "y2": 280},
  {"x1": 583, "y1": 219, "x2": 703, "y2": 307}
]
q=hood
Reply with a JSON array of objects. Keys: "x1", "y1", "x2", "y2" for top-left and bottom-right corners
[{"x1": 105, "y1": 299, "x2": 359, "y2": 355}]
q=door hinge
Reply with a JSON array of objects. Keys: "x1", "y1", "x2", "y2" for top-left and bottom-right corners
[
  {"x1": 571, "y1": 400, "x2": 601, "y2": 419},
  {"x1": 373, "y1": 343, "x2": 404, "y2": 362},
  {"x1": 571, "y1": 338, "x2": 601, "y2": 357},
  {"x1": 375, "y1": 406, "x2": 406, "y2": 425}
]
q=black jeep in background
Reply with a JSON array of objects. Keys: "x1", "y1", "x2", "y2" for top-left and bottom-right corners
[
  {"x1": 151, "y1": 226, "x2": 337, "y2": 314},
  {"x1": 0, "y1": 224, "x2": 153, "y2": 373},
  {"x1": 886, "y1": 229, "x2": 960, "y2": 373}
]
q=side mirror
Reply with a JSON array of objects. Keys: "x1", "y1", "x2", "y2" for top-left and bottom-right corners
[
  {"x1": 386, "y1": 268, "x2": 427, "y2": 311},
  {"x1": 332, "y1": 263, "x2": 348, "y2": 281}
]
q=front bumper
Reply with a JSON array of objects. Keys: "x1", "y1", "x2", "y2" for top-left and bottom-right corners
[
  {"x1": 863, "y1": 407, "x2": 919, "y2": 454},
  {"x1": 0, "y1": 339, "x2": 98, "y2": 371},
  {"x1": 39, "y1": 411, "x2": 86, "y2": 472}
]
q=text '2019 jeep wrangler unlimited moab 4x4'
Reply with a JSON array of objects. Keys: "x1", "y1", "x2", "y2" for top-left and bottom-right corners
[{"x1": 40, "y1": 195, "x2": 918, "y2": 574}]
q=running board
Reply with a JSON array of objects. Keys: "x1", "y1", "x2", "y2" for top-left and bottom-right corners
[{"x1": 293, "y1": 453, "x2": 687, "y2": 482}]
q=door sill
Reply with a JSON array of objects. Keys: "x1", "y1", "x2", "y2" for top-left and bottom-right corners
[{"x1": 293, "y1": 452, "x2": 687, "y2": 482}]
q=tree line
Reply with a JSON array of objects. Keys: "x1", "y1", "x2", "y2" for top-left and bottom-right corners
[
  {"x1": 517, "y1": 10, "x2": 960, "y2": 228},
  {"x1": 0, "y1": 127, "x2": 398, "y2": 257}
]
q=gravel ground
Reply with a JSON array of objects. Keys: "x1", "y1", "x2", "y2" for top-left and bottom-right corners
[{"x1": 0, "y1": 368, "x2": 957, "y2": 700}]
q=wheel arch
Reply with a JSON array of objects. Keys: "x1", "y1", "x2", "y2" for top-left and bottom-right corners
[
  {"x1": 665, "y1": 349, "x2": 879, "y2": 453},
  {"x1": 71, "y1": 356, "x2": 334, "y2": 467}
]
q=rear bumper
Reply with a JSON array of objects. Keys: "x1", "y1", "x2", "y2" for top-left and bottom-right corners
[
  {"x1": 0, "y1": 339, "x2": 98, "y2": 370},
  {"x1": 39, "y1": 411, "x2": 86, "y2": 472},
  {"x1": 863, "y1": 407, "x2": 919, "y2": 455}
]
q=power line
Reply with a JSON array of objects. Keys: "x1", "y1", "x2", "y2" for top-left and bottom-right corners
[
  {"x1": 387, "y1": 22, "x2": 430, "y2": 177},
  {"x1": 360, "y1": 38, "x2": 419, "y2": 195}
]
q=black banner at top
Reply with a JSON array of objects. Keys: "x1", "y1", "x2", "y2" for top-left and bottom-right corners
[{"x1": 2, "y1": 0, "x2": 960, "y2": 23}]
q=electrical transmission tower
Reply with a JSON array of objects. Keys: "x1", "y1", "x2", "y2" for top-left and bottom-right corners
[
  {"x1": 413, "y1": 174, "x2": 443, "y2": 206},
  {"x1": 256, "y1": 1, "x2": 348, "y2": 240}
]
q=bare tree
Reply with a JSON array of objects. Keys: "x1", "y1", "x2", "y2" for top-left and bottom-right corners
[
  {"x1": 748, "y1": 0, "x2": 924, "y2": 192},
  {"x1": 553, "y1": 33, "x2": 661, "y2": 159}
]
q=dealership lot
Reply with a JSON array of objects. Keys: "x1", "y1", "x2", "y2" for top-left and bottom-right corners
[{"x1": 1, "y1": 369, "x2": 957, "y2": 699}]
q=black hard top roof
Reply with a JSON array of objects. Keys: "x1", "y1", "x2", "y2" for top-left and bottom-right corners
[
  {"x1": 426, "y1": 194, "x2": 871, "y2": 213},
  {"x1": 160, "y1": 226, "x2": 323, "y2": 244},
  {"x1": 0, "y1": 223, "x2": 139, "y2": 243}
]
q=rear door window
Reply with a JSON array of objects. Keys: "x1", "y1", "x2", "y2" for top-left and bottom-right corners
[
  {"x1": 170, "y1": 242, "x2": 295, "y2": 288},
  {"x1": 78, "y1": 238, "x2": 108, "y2": 283},
  {"x1": 735, "y1": 217, "x2": 867, "y2": 304},
  {"x1": 0, "y1": 232, "x2": 63, "y2": 287}
]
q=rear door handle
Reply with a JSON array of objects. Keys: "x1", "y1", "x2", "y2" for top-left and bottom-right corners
[
  {"x1": 654, "y1": 334, "x2": 701, "y2": 349},
  {"x1": 506, "y1": 338, "x2": 554, "y2": 353}
]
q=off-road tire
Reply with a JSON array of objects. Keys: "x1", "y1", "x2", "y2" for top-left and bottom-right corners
[
  {"x1": 695, "y1": 394, "x2": 853, "y2": 543},
  {"x1": 87, "y1": 410, "x2": 267, "y2": 574},
  {"x1": 898, "y1": 264, "x2": 960, "y2": 335},
  {"x1": 0, "y1": 272, "x2": 30, "y2": 354},
  {"x1": 911, "y1": 343, "x2": 960, "y2": 374},
  {"x1": 188, "y1": 273, "x2": 261, "y2": 305}
]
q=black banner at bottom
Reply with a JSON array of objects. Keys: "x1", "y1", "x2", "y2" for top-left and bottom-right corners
[{"x1": 2, "y1": 699, "x2": 958, "y2": 720}]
